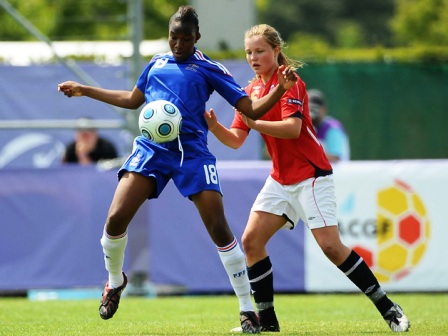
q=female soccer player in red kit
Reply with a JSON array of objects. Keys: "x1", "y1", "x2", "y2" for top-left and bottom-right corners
[{"x1": 206, "y1": 24, "x2": 410, "y2": 333}]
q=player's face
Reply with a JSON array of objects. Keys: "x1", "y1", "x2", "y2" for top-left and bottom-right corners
[
  {"x1": 245, "y1": 36, "x2": 279, "y2": 80},
  {"x1": 168, "y1": 21, "x2": 198, "y2": 62}
]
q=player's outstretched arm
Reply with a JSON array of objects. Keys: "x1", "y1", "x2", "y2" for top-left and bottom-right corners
[
  {"x1": 235, "y1": 65, "x2": 297, "y2": 120},
  {"x1": 57, "y1": 81, "x2": 145, "y2": 110},
  {"x1": 204, "y1": 108, "x2": 247, "y2": 149}
]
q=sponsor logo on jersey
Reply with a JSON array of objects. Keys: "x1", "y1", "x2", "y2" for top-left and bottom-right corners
[
  {"x1": 287, "y1": 98, "x2": 303, "y2": 106},
  {"x1": 130, "y1": 153, "x2": 142, "y2": 167},
  {"x1": 185, "y1": 64, "x2": 199, "y2": 72}
]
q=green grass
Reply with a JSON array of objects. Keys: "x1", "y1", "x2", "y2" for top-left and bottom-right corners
[{"x1": 0, "y1": 293, "x2": 446, "y2": 335}]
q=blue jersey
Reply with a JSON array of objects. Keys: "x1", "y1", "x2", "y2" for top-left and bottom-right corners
[
  {"x1": 119, "y1": 49, "x2": 248, "y2": 199},
  {"x1": 136, "y1": 48, "x2": 247, "y2": 147}
]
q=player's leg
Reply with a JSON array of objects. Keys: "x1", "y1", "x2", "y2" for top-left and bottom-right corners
[
  {"x1": 241, "y1": 175, "x2": 300, "y2": 332},
  {"x1": 242, "y1": 211, "x2": 284, "y2": 332},
  {"x1": 312, "y1": 226, "x2": 410, "y2": 331},
  {"x1": 307, "y1": 175, "x2": 410, "y2": 332},
  {"x1": 192, "y1": 190, "x2": 260, "y2": 334},
  {"x1": 99, "y1": 171, "x2": 156, "y2": 320}
]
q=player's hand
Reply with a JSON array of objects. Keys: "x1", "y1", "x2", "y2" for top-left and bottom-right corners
[
  {"x1": 58, "y1": 81, "x2": 83, "y2": 97},
  {"x1": 277, "y1": 65, "x2": 297, "y2": 91},
  {"x1": 240, "y1": 113, "x2": 255, "y2": 128},
  {"x1": 204, "y1": 108, "x2": 218, "y2": 131}
]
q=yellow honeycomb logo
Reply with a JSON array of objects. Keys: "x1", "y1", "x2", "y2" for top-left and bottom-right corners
[{"x1": 352, "y1": 179, "x2": 430, "y2": 283}]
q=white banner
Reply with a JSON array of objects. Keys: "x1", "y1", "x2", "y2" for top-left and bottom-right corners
[{"x1": 305, "y1": 160, "x2": 448, "y2": 292}]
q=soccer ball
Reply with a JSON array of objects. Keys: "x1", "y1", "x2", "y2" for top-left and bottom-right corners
[{"x1": 138, "y1": 100, "x2": 182, "y2": 143}]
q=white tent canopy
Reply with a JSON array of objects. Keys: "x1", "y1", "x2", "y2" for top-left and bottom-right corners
[{"x1": 0, "y1": 39, "x2": 169, "y2": 65}]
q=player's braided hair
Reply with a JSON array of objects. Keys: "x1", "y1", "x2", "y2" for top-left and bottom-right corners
[
  {"x1": 170, "y1": 6, "x2": 200, "y2": 35},
  {"x1": 245, "y1": 24, "x2": 303, "y2": 82}
]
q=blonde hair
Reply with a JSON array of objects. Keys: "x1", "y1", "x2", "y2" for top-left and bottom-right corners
[{"x1": 244, "y1": 24, "x2": 303, "y2": 76}]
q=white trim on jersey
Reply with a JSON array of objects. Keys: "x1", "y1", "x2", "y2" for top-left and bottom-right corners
[
  {"x1": 194, "y1": 50, "x2": 232, "y2": 75},
  {"x1": 307, "y1": 125, "x2": 322, "y2": 146}
]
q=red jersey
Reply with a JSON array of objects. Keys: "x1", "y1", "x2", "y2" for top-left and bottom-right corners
[{"x1": 231, "y1": 72, "x2": 332, "y2": 185}]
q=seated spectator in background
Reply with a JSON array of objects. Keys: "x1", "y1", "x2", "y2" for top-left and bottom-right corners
[
  {"x1": 63, "y1": 117, "x2": 118, "y2": 165},
  {"x1": 308, "y1": 89, "x2": 350, "y2": 162}
]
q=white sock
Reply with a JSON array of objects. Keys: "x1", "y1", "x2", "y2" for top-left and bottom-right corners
[
  {"x1": 218, "y1": 237, "x2": 254, "y2": 312},
  {"x1": 100, "y1": 229, "x2": 128, "y2": 288}
]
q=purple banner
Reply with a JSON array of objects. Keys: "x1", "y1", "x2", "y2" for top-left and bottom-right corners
[
  {"x1": 147, "y1": 162, "x2": 305, "y2": 293},
  {"x1": 0, "y1": 163, "x2": 305, "y2": 292},
  {"x1": 0, "y1": 166, "x2": 116, "y2": 290}
]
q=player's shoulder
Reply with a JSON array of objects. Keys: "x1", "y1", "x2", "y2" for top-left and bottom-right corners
[
  {"x1": 191, "y1": 49, "x2": 232, "y2": 75},
  {"x1": 150, "y1": 51, "x2": 172, "y2": 61},
  {"x1": 147, "y1": 52, "x2": 174, "y2": 67},
  {"x1": 293, "y1": 72, "x2": 306, "y2": 87}
]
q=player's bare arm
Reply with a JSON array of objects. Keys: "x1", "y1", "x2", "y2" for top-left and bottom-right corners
[
  {"x1": 248, "y1": 116, "x2": 301, "y2": 139},
  {"x1": 58, "y1": 82, "x2": 145, "y2": 110},
  {"x1": 204, "y1": 108, "x2": 247, "y2": 149},
  {"x1": 204, "y1": 108, "x2": 219, "y2": 131},
  {"x1": 236, "y1": 65, "x2": 297, "y2": 120}
]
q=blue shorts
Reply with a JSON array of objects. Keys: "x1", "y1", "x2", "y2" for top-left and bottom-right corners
[{"x1": 119, "y1": 136, "x2": 223, "y2": 199}]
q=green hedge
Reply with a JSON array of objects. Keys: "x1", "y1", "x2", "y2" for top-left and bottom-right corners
[{"x1": 297, "y1": 62, "x2": 448, "y2": 160}]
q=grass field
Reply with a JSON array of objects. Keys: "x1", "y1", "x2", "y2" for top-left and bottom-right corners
[{"x1": 0, "y1": 293, "x2": 446, "y2": 335}]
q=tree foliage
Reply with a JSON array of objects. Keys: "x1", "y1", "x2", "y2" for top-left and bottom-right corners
[
  {"x1": 0, "y1": 0, "x2": 446, "y2": 51},
  {"x1": 257, "y1": 0, "x2": 395, "y2": 48},
  {"x1": 0, "y1": 0, "x2": 186, "y2": 41},
  {"x1": 391, "y1": 0, "x2": 448, "y2": 46}
]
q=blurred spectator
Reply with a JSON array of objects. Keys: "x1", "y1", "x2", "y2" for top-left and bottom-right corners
[
  {"x1": 308, "y1": 89, "x2": 350, "y2": 162},
  {"x1": 63, "y1": 117, "x2": 118, "y2": 165}
]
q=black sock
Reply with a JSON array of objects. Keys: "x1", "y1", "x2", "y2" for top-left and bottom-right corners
[
  {"x1": 247, "y1": 256, "x2": 274, "y2": 306},
  {"x1": 258, "y1": 306, "x2": 278, "y2": 327},
  {"x1": 338, "y1": 250, "x2": 393, "y2": 316}
]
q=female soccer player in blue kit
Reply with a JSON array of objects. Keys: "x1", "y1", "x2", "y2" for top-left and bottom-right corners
[
  {"x1": 58, "y1": 5, "x2": 296, "y2": 334},
  {"x1": 206, "y1": 24, "x2": 410, "y2": 333}
]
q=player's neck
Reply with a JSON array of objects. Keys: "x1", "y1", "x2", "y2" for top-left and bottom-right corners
[{"x1": 260, "y1": 66, "x2": 278, "y2": 86}]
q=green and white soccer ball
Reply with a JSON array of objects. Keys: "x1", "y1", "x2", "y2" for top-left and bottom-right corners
[{"x1": 138, "y1": 100, "x2": 182, "y2": 143}]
